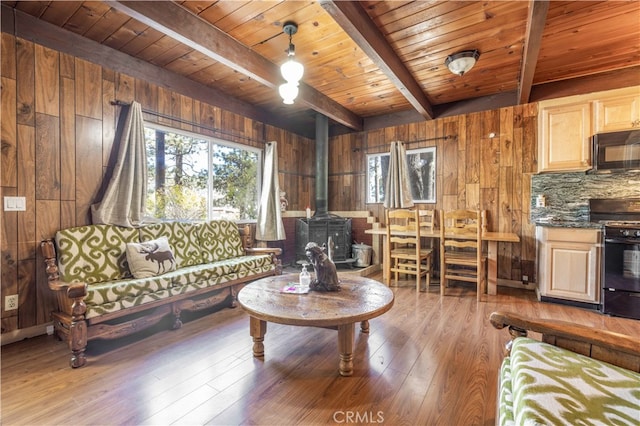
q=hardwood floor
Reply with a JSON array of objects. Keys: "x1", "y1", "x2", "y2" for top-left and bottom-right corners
[{"x1": 2, "y1": 273, "x2": 639, "y2": 425}]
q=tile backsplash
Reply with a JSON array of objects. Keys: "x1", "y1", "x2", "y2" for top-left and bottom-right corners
[{"x1": 531, "y1": 171, "x2": 640, "y2": 222}]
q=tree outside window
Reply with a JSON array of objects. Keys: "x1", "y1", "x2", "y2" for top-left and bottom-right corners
[{"x1": 144, "y1": 125, "x2": 261, "y2": 221}]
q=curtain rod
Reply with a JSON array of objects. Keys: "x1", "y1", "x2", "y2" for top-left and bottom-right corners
[
  {"x1": 361, "y1": 135, "x2": 455, "y2": 152},
  {"x1": 111, "y1": 100, "x2": 266, "y2": 145}
]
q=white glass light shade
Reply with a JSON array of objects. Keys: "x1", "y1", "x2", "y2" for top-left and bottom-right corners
[
  {"x1": 280, "y1": 58, "x2": 304, "y2": 83},
  {"x1": 279, "y1": 82, "x2": 299, "y2": 104},
  {"x1": 445, "y1": 50, "x2": 480, "y2": 76}
]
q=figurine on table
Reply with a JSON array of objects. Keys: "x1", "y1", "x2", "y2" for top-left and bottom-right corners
[{"x1": 304, "y1": 242, "x2": 340, "y2": 292}]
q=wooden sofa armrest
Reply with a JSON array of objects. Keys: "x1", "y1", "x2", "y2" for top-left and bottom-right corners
[
  {"x1": 245, "y1": 247, "x2": 283, "y2": 256},
  {"x1": 490, "y1": 311, "x2": 640, "y2": 372},
  {"x1": 40, "y1": 239, "x2": 88, "y2": 306}
]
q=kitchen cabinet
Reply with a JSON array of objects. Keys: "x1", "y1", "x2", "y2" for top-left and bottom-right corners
[
  {"x1": 594, "y1": 88, "x2": 640, "y2": 133},
  {"x1": 538, "y1": 99, "x2": 592, "y2": 173},
  {"x1": 537, "y1": 226, "x2": 601, "y2": 304}
]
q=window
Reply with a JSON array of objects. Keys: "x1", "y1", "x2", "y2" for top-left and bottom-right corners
[
  {"x1": 366, "y1": 146, "x2": 436, "y2": 204},
  {"x1": 144, "y1": 124, "x2": 261, "y2": 221}
]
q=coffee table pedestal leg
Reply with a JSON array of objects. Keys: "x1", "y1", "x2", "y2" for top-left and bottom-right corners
[
  {"x1": 250, "y1": 316, "x2": 267, "y2": 357},
  {"x1": 338, "y1": 323, "x2": 355, "y2": 376}
]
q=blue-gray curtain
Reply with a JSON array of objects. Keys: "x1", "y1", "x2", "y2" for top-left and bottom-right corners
[
  {"x1": 256, "y1": 141, "x2": 286, "y2": 241},
  {"x1": 91, "y1": 101, "x2": 148, "y2": 227},
  {"x1": 384, "y1": 141, "x2": 414, "y2": 209}
]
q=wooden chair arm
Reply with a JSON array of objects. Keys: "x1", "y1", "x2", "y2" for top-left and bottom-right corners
[{"x1": 490, "y1": 311, "x2": 640, "y2": 362}]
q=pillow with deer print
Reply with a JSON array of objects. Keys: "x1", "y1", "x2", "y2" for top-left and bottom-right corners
[{"x1": 125, "y1": 237, "x2": 176, "y2": 279}]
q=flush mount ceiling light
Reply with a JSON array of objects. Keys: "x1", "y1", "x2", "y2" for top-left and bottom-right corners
[
  {"x1": 445, "y1": 50, "x2": 480, "y2": 76},
  {"x1": 279, "y1": 21, "x2": 304, "y2": 104}
]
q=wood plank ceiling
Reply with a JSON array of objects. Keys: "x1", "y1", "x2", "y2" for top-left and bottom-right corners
[{"x1": 2, "y1": 0, "x2": 639, "y2": 137}]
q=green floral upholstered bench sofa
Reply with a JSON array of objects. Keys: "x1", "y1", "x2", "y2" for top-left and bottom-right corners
[
  {"x1": 41, "y1": 220, "x2": 281, "y2": 368},
  {"x1": 490, "y1": 311, "x2": 640, "y2": 426}
]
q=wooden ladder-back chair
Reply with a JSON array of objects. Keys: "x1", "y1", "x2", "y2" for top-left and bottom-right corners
[
  {"x1": 439, "y1": 209, "x2": 487, "y2": 301},
  {"x1": 385, "y1": 209, "x2": 435, "y2": 292}
]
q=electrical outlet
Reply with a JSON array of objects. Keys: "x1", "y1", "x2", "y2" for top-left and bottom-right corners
[
  {"x1": 5, "y1": 294, "x2": 18, "y2": 311},
  {"x1": 522, "y1": 275, "x2": 529, "y2": 283}
]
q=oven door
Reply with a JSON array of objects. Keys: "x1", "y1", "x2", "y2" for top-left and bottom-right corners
[{"x1": 602, "y1": 235, "x2": 640, "y2": 319}]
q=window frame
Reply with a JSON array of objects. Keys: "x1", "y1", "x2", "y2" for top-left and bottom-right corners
[
  {"x1": 144, "y1": 122, "x2": 263, "y2": 222},
  {"x1": 366, "y1": 146, "x2": 437, "y2": 204}
]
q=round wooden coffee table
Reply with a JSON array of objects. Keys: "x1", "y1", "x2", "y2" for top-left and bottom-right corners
[{"x1": 237, "y1": 274, "x2": 394, "y2": 376}]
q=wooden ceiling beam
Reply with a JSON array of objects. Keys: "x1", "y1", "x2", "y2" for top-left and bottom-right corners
[
  {"x1": 517, "y1": 0, "x2": 549, "y2": 104},
  {"x1": 530, "y1": 66, "x2": 640, "y2": 102},
  {"x1": 108, "y1": 1, "x2": 362, "y2": 131},
  {"x1": 1, "y1": 3, "x2": 317, "y2": 137},
  {"x1": 320, "y1": 0, "x2": 434, "y2": 120}
]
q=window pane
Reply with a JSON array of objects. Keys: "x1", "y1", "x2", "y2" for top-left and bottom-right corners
[
  {"x1": 144, "y1": 125, "x2": 260, "y2": 221},
  {"x1": 211, "y1": 144, "x2": 259, "y2": 221},
  {"x1": 366, "y1": 153, "x2": 390, "y2": 203},
  {"x1": 145, "y1": 128, "x2": 208, "y2": 220},
  {"x1": 365, "y1": 147, "x2": 436, "y2": 204}
]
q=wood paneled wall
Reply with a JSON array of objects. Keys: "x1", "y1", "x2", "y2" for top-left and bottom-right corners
[
  {"x1": 327, "y1": 105, "x2": 538, "y2": 283},
  {"x1": 1, "y1": 32, "x2": 536, "y2": 336},
  {"x1": 0, "y1": 34, "x2": 312, "y2": 334}
]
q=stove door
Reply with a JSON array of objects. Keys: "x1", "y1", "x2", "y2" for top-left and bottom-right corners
[
  {"x1": 602, "y1": 289, "x2": 640, "y2": 320},
  {"x1": 603, "y1": 238, "x2": 640, "y2": 292}
]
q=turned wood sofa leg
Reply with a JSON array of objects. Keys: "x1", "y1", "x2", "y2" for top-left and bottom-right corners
[
  {"x1": 68, "y1": 288, "x2": 88, "y2": 368},
  {"x1": 229, "y1": 287, "x2": 238, "y2": 308},
  {"x1": 69, "y1": 319, "x2": 87, "y2": 368}
]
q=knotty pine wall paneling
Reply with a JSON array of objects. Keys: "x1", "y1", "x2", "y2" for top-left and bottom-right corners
[{"x1": 0, "y1": 34, "x2": 313, "y2": 335}]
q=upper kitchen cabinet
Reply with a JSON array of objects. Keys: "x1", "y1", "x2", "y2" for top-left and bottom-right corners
[
  {"x1": 537, "y1": 86, "x2": 640, "y2": 173},
  {"x1": 594, "y1": 87, "x2": 640, "y2": 133},
  {"x1": 538, "y1": 97, "x2": 592, "y2": 173}
]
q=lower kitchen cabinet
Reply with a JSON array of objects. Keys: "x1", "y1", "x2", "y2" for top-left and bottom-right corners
[{"x1": 536, "y1": 226, "x2": 602, "y2": 304}]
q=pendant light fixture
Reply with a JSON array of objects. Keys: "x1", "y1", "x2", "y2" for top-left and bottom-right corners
[
  {"x1": 279, "y1": 22, "x2": 304, "y2": 104},
  {"x1": 445, "y1": 50, "x2": 480, "y2": 76}
]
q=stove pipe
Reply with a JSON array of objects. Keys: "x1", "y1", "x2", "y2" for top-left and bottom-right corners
[{"x1": 314, "y1": 114, "x2": 329, "y2": 218}]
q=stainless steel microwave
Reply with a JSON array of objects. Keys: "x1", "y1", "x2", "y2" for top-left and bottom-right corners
[{"x1": 593, "y1": 129, "x2": 640, "y2": 171}]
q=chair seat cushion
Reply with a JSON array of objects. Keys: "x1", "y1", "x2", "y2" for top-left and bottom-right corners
[{"x1": 506, "y1": 337, "x2": 640, "y2": 426}]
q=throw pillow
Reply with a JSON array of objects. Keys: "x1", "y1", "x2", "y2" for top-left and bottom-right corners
[{"x1": 126, "y1": 237, "x2": 176, "y2": 279}]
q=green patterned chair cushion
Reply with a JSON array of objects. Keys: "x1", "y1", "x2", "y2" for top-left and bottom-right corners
[
  {"x1": 226, "y1": 254, "x2": 274, "y2": 273},
  {"x1": 197, "y1": 220, "x2": 245, "y2": 263},
  {"x1": 55, "y1": 224, "x2": 139, "y2": 284},
  {"x1": 140, "y1": 222, "x2": 202, "y2": 267},
  {"x1": 169, "y1": 255, "x2": 274, "y2": 288},
  {"x1": 84, "y1": 274, "x2": 173, "y2": 306},
  {"x1": 167, "y1": 261, "x2": 237, "y2": 287},
  {"x1": 502, "y1": 337, "x2": 640, "y2": 426},
  {"x1": 498, "y1": 357, "x2": 515, "y2": 426},
  {"x1": 86, "y1": 288, "x2": 174, "y2": 320}
]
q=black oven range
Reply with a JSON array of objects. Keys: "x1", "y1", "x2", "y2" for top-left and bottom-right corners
[{"x1": 590, "y1": 198, "x2": 640, "y2": 320}]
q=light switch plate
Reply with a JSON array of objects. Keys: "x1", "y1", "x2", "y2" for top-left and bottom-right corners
[{"x1": 4, "y1": 196, "x2": 26, "y2": 211}]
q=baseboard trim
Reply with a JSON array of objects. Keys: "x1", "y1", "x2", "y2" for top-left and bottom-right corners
[{"x1": 1, "y1": 322, "x2": 53, "y2": 346}]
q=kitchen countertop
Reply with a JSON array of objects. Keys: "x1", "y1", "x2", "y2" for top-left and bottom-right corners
[{"x1": 534, "y1": 220, "x2": 604, "y2": 229}]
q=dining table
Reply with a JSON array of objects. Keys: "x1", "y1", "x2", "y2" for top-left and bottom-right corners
[{"x1": 364, "y1": 227, "x2": 520, "y2": 295}]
